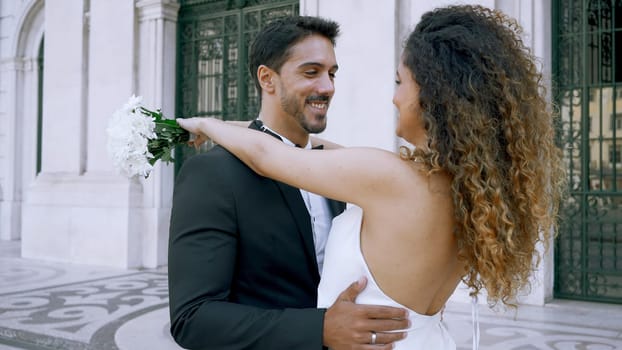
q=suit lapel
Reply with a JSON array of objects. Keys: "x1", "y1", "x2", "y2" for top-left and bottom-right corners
[
  {"x1": 274, "y1": 182, "x2": 320, "y2": 280},
  {"x1": 327, "y1": 199, "x2": 346, "y2": 218},
  {"x1": 249, "y1": 120, "x2": 321, "y2": 281}
]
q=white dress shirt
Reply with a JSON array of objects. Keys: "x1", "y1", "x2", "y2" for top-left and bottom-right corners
[{"x1": 258, "y1": 122, "x2": 333, "y2": 274}]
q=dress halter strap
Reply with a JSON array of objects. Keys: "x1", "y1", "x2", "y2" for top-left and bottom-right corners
[{"x1": 471, "y1": 295, "x2": 480, "y2": 350}]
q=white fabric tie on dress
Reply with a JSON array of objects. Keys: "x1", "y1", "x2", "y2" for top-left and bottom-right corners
[{"x1": 471, "y1": 295, "x2": 480, "y2": 350}]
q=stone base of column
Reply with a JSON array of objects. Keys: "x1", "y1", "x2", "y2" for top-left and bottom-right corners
[
  {"x1": 0, "y1": 200, "x2": 21, "y2": 240},
  {"x1": 139, "y1": 206, "x2": 171, "y2": 268},
  {"x1": 21, "y1": 173, "x2": 145, "y2": 268}
]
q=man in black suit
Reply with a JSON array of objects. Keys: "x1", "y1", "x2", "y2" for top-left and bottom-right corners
[{"x1": 168, "y1": 16, "x2": 408, "y2": 350}]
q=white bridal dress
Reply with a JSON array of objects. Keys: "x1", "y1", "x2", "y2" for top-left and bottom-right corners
[{"x1": 317, "y1": 205, "x2": 458, "y2": 350}]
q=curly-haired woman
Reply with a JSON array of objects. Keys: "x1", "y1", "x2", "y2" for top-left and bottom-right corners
[{"x1": 177, "y1": 5, "x2": 565, "y2": 349}]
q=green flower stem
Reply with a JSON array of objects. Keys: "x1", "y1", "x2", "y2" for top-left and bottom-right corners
[{"x1": 139, "y1": 107, "x2": 190, "y2": 166}]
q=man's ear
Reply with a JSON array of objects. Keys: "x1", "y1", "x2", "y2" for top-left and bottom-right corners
[{"x1": 257, "y1": 65, "x2": 276, "y2": 93}]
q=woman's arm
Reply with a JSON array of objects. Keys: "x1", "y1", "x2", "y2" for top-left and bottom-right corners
[
  {"x1": 226, "y1": 120, "x2": 253, "y2": 128},
  {"x1": 177, "y1": 117, "x2": 408, "y2": 206},
  {"x1": 310, "y1": 135, "x2": 343, "y2": 149},
  {"x1": 226, "y1": 119, "x2": 342, "y2": 149},
  {"x1": 223, "y1": 119, "x2": 342, "y2": 149}
]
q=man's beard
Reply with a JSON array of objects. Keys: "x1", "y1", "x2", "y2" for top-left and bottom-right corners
[{"x1": 280, "y1": 90, "x2": 328, "y2": 134}]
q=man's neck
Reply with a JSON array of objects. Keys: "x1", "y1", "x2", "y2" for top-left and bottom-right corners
[{"x1": 258, "y1": 107, "x2": 310, "y2": 147}]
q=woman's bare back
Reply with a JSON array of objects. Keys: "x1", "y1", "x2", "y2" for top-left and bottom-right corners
[{"x1": 359, "y1": 164, "x2": 465, "y2": 315}]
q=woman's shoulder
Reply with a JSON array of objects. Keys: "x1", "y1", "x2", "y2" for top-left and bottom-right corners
[
  {"x1": 387, "y1": 155, "x2": 452, "y2": 201},
  {"x1": 345, "y1": 147, "x2": 451, "y2": 207},
  {"x1": 362, "y1": 162, "x2": 452, "y2": 220},
  {"x1": 348, "y1": 147, "x2": 433, "y2": 182}
]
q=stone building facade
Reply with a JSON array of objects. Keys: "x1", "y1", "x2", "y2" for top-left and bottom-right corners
[{"x1": 0, "y1": 0, "x2": 558, "y2": 305}]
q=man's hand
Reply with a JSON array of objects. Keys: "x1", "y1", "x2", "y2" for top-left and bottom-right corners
[{"x1": 323, "y1": 277, "x2": 409, "y2": 350}]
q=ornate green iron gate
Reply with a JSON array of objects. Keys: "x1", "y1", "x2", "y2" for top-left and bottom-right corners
[
  {"x1": 553, "y1": 0, "x2": 622, "y2": 303},
  {"x1": 175, "y1": 0, "x2": 299, "y2": 167}
]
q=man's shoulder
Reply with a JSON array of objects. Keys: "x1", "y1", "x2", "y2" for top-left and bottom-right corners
[
  {"x1": 183, "y1": 145, "x2": 232, "y2": 160},
  {"x1": 178, "y1": 145, "x2": 250, "y2": 175}
]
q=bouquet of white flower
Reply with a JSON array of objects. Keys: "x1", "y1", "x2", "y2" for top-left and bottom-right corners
[{"x1": 107, "y1": 95, "x2": 189, "y2": 178}]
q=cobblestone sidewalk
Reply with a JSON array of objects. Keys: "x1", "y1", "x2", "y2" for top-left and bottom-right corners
[{"x1": 1, "y1": 241, "x2": 621, "y2": 349}]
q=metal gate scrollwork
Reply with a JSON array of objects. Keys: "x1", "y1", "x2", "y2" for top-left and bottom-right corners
[
  {"x1": 175, "y1": 0, "x2": 299, "y2": 167},
  {"x1": 553, "y1": 0, "x2": 622, "y2": 303}
]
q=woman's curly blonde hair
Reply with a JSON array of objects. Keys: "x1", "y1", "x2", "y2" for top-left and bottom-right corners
[{"x1": 401, "y1": 5, "x2": 566, "y2": 306}]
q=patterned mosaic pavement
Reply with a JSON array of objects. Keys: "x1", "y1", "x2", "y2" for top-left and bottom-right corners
[
  {"x1": 444, "y1": 302, "x2": 622, "y2": 349},
  {"x1": 1, "y1": 240, "x2": 621, "y2": 350}
]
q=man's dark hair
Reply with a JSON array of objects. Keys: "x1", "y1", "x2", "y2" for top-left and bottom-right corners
[{"x1": 249, "y1": 16, "x2": 339, "y2": 98}]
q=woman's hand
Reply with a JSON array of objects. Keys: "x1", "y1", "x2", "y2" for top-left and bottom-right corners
[
  {"x1": 177, "y1": 118, "x2": 252, "y2": 149},
  {"x1": 177, "y1": 117, "x2": 211, "y2": 149}
]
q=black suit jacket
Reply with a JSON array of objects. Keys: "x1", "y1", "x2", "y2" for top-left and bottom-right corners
[{"x1": 168, "y1": 121, "x2": 345, "y2": 349}]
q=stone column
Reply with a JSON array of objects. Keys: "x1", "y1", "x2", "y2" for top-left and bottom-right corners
[
  {"x1": 0, "y1": 59, "x2": 24, "y2": 241},
  {"x1": 498, "y1": 0, "x2": 555, "y2": 305},
  {"x1": 21, "y1": 0, "x2": 144, "y2": 268},
  {"x1": 1, "y1": 0, "x2": 44, "y2": 241},
  {"x1": 306, "y1": 0, "x2": 398, "y2": 150},
  {"x1": 135, "y1": 0, "x2": 180, "y2": 268}
]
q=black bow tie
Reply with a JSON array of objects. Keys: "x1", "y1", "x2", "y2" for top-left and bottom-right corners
[
  {"x1": 252, "y1": 120, "x2": 282, "y2": 140},
  {"x1": 297, "y1": 144, "x2": 324, "y2": 150},
  {"x1": 295, "y1": 143, "x2": 324, "y2": 150}
]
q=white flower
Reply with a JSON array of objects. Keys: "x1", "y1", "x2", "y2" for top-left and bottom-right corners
[
  {"x1": 107, "y1": 95, "x2": 189, "y2": 178},
  {"x1": 125, "y1": 94, "x2": 143, "y2": 110},
  {"x1": 107, "y1": 95, "x2": 157, "y2": 178}
]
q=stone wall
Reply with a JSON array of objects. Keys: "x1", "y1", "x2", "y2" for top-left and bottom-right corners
[{"x1": 0, "y1": 0, "x2": 555, "y2": 303}]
